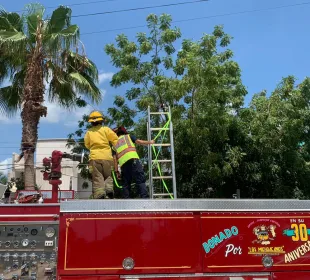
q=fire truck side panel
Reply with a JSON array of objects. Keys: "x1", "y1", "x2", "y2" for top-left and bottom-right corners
[
  {"x1": 272, "y1": 271, "x2": 310, "y2": 279},
  {"x1": 57, "y1": 212, "x2": 202, "y2": 276},
  {"x1": 59, "y1": 276, "x2": 119, "y2": 280},
  {"x1": 60, "y1": 276, "x2": 271, "y2": 280},
  {"x1": 0, "y1": 204, "x2": 60, "y2": 221},
  {"x1": 0, "y1": 204, "x2": 60, "y2": 279},
  {"x1": 201, "y1": 212, "x2": 310, "y2": 273}
]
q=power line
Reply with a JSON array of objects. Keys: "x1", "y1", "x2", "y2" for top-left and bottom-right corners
[
  {"x1": 81, "y1": 1, "x2": 310, "y2": 35},
  {"x1": 13, "y1": 0, "x2": 137, "y2": 13},
  {"x1": 46, "y1": 0, "x2": 122, "y2": 9},
  {"x1": 72, "y1": 0, "x2": 208, "y2": 18}
]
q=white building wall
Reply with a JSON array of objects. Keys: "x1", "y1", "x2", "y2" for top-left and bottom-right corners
[
  {"x1": 35, "y1": 139, "x2": 77, "y2": 191},
  {"x1": 8, "y1": 138, "x2": 92, "y2": 197},
  {"x1": 77, "y1": 173, "x2": 92, "y2": 199}
]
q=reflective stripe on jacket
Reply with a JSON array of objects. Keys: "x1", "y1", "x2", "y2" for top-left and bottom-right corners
[{"x1": 116, "y1": 134, "x2": 139, "y2": 166}]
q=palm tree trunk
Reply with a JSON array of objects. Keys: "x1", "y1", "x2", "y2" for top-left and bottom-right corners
[{"x1": 21, "y1": 18, "x2": 46, "y2": 190}]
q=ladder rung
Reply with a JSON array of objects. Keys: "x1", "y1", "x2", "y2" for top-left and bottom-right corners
[
  {"x1": 153, "y1": 193, "x2": 172, "y2": 196},
  {"x1": 150, "y1": 128, "x2": 170, "y2": 131},
  {"x1": 152, "y1": 160, "x2": 172, "y2": 163},
  {"x1": 150, "y1": 112, "x2": 170, "y2": 115},
  {"x1": 153, "y1": 143, "x2": 171, "y2": 146},
  {"x1": 153, "y1": 176, "x2": 173, "y2": 179}
]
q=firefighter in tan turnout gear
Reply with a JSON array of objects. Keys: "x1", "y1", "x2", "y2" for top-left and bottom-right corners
[{"x1": 84, "y1": 111, "x2": 119, "y2": 199}]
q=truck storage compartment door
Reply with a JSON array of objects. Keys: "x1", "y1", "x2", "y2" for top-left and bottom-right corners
[
  {"x1": 57, "y1": 211, "x2": 202, "y2": 276},
  {"x1": 201, "y1": 211, "x2": 310, "y2": 273}
]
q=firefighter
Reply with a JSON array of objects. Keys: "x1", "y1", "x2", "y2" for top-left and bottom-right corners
[
  {"x1": 84, "y1": 111, "x2": 119, "y2": 199},
  {"x1": 113, "y1": 126, "x2": 154, "y2": 199}
]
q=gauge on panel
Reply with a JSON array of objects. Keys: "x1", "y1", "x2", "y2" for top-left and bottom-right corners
[
  {"x1": 45, "y1": 227, "x2": 55, "y2": 238},
  {"x1": 31, "y1": 229, "x2": 37, "y2": 236},
  {"x1": 22, "y1": 239, "x2": 29, "y2": 247},
  {"x1": 30, "y1": 240, "x2": 36, "y2": 248}
]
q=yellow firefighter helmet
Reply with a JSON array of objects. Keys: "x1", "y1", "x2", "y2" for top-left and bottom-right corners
[{"x1": 88, "y1": 111, "x2": 104, "y2": 123}]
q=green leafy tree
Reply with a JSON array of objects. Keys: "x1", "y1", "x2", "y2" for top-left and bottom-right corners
[
  {"x1": 69, "y1": 13, "x2": 310, "y2": 200},
  {"x1": 236, "y1": 76, "x2": 310, "y2": 199},
  {"x1": 104, "y1": 14, "x2": 247, "y2": 197},
  {"x1": 105, "y1": 14, "x2": 182, "y2": 112},
  {"x1": 0, "y1": 4, "x2": 102, "y2": 189}
]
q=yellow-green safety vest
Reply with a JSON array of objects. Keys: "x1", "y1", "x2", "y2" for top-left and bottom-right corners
[{"x1": 115, "y1": 134, "x2": 139, "y2": 166}]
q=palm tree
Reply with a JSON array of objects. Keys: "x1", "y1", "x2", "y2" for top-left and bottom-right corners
[
  {"x1": 0, "y1": 4, "x2": 102, "y2": 189},
  {"x1": 0, "y1": 172, "x2": 7, "y2": 185}
]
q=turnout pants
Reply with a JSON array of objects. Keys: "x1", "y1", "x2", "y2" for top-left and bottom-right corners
[
  {"x1": 121, "y1": 159, "x2": 149, "y2": 199},
  {"x1": 89, "y1": 160, "x2": 114, "y2": 199}
]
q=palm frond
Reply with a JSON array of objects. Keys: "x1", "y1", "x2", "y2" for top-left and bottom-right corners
[
  {"x1": 0, "y1": 7, "x2": 23, "y2": 32},
  {"x1": 64, "y1": 51, "x2": 98, "y2": 81},
  {"x1": 48, "y1": 76, "x2": 76, "y2": 108},
  {"x1": 0, "y1": 30, "x2": 26, "y2": 41},
  {"x1": 47, "y1": 61, "x2": 77, "y2": 108},
  {"x1": 0, "y1": 9, "x2": 27, "y2": 54},
  {"x1": 47, "y1": 60, "x2": 101, "y2": 107},
  {"x1": 49, "y1": 6, "x2": 71, "y2": 34},
  {"x1": 69, "y1": 72, "x2": 102, "y2": 103},
  {"x1": 0, "y1": 83, "x2": 22, "y2": 117}
]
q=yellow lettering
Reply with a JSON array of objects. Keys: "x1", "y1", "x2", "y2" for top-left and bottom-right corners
[
  {"x1": 248, "y1": 247, "x2": 256, "y2": 253},
  {"x1": 285, "y1": 254, "x2": 291, "y2": 263},
  {"x1": 292, "y1": 224, "x2": 299, "y2": 241},
  {"x1": 299, "y1": 224, "x2": 308, "y2": 241}
]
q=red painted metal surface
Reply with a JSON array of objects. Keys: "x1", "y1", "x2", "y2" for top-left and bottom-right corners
[
  {"x1": 57, "y1": 210, "x2": 310, "y2": 278},
  {"x1": 59, "y1": 276, "x2": 119, "y2": 280},
  {"x1": 57, "y1": 212, "x2": 202, "y2": 276},
  {"x1": 0, "y1": 204, "x2": 60, "y2": 222},
  {"x1": 60, "y1": 277, "x2": 270, "y2": 280},
  {"x1": 129, "y1": 278, "x2": 270, "y2": 280},
  {"x1": 3, "y1": 204, "x2": 310, "y2": 279},
  {"x1": 201, "y1": 212, "x2": 310, "y2": 272},
  {"x1": 272, "y1": 272, "x2": 310, "y2": 279}
]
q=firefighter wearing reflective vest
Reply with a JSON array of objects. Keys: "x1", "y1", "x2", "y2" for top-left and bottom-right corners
[
  {"x1": 84, "y1": 111, "x2": 119, "y2": 199},
  {"x1": 113, "y1": 126, "x2": 154, "y2": 199}
]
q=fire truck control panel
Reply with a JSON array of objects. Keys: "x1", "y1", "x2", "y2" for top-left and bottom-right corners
[{"x1": 0, "y1": 223, "x2": 58, "y2": 280}]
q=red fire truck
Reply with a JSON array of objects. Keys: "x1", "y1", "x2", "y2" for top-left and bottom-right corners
[{"x1": 1, "y1": 150, "x2": 310, "y2": 280}]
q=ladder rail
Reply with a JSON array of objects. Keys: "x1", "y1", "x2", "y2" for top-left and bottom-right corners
[
  {"x1": 169, "y1": 106, "x2": 177, "y2": 199},
  {"x1": 147, "y1": 106, "x2": 153, "y2": 199},
  {"x1": 147, "y1": 105, "x2": 177, "y2": 199}
]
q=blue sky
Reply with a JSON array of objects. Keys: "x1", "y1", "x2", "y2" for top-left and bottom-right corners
[{"x1": 0, "y1": 0, "x2": 309, "y2": 172}]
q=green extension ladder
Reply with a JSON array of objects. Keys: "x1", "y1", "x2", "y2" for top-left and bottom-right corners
[{"x1": 147, "y1": 105, "x2": 177, "y2": 199}]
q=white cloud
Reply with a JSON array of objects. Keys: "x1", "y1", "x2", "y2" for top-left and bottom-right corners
[
  {"x1": 0, "y1": 81, "x2": 108, "y2": 126},
  {"x1": 0, "y1": 113, "x2": 20, "y2": 124},
  {"x1": 43, "y1": 89, "x2": 107, "y2": 126},
  {"x1": 98, "y1": 71, "x2": 114, "y2": 84},
  {"x1": 0, "y1": 158, "x2": 12, "y2": 176},
  {"x1": 41, "y1": 99, "x2": 93, "y2": 126}
]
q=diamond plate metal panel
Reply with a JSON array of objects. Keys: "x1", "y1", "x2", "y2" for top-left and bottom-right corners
[{"x1": 60, "y1": 199, "x2": 309, "y2": 213}]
